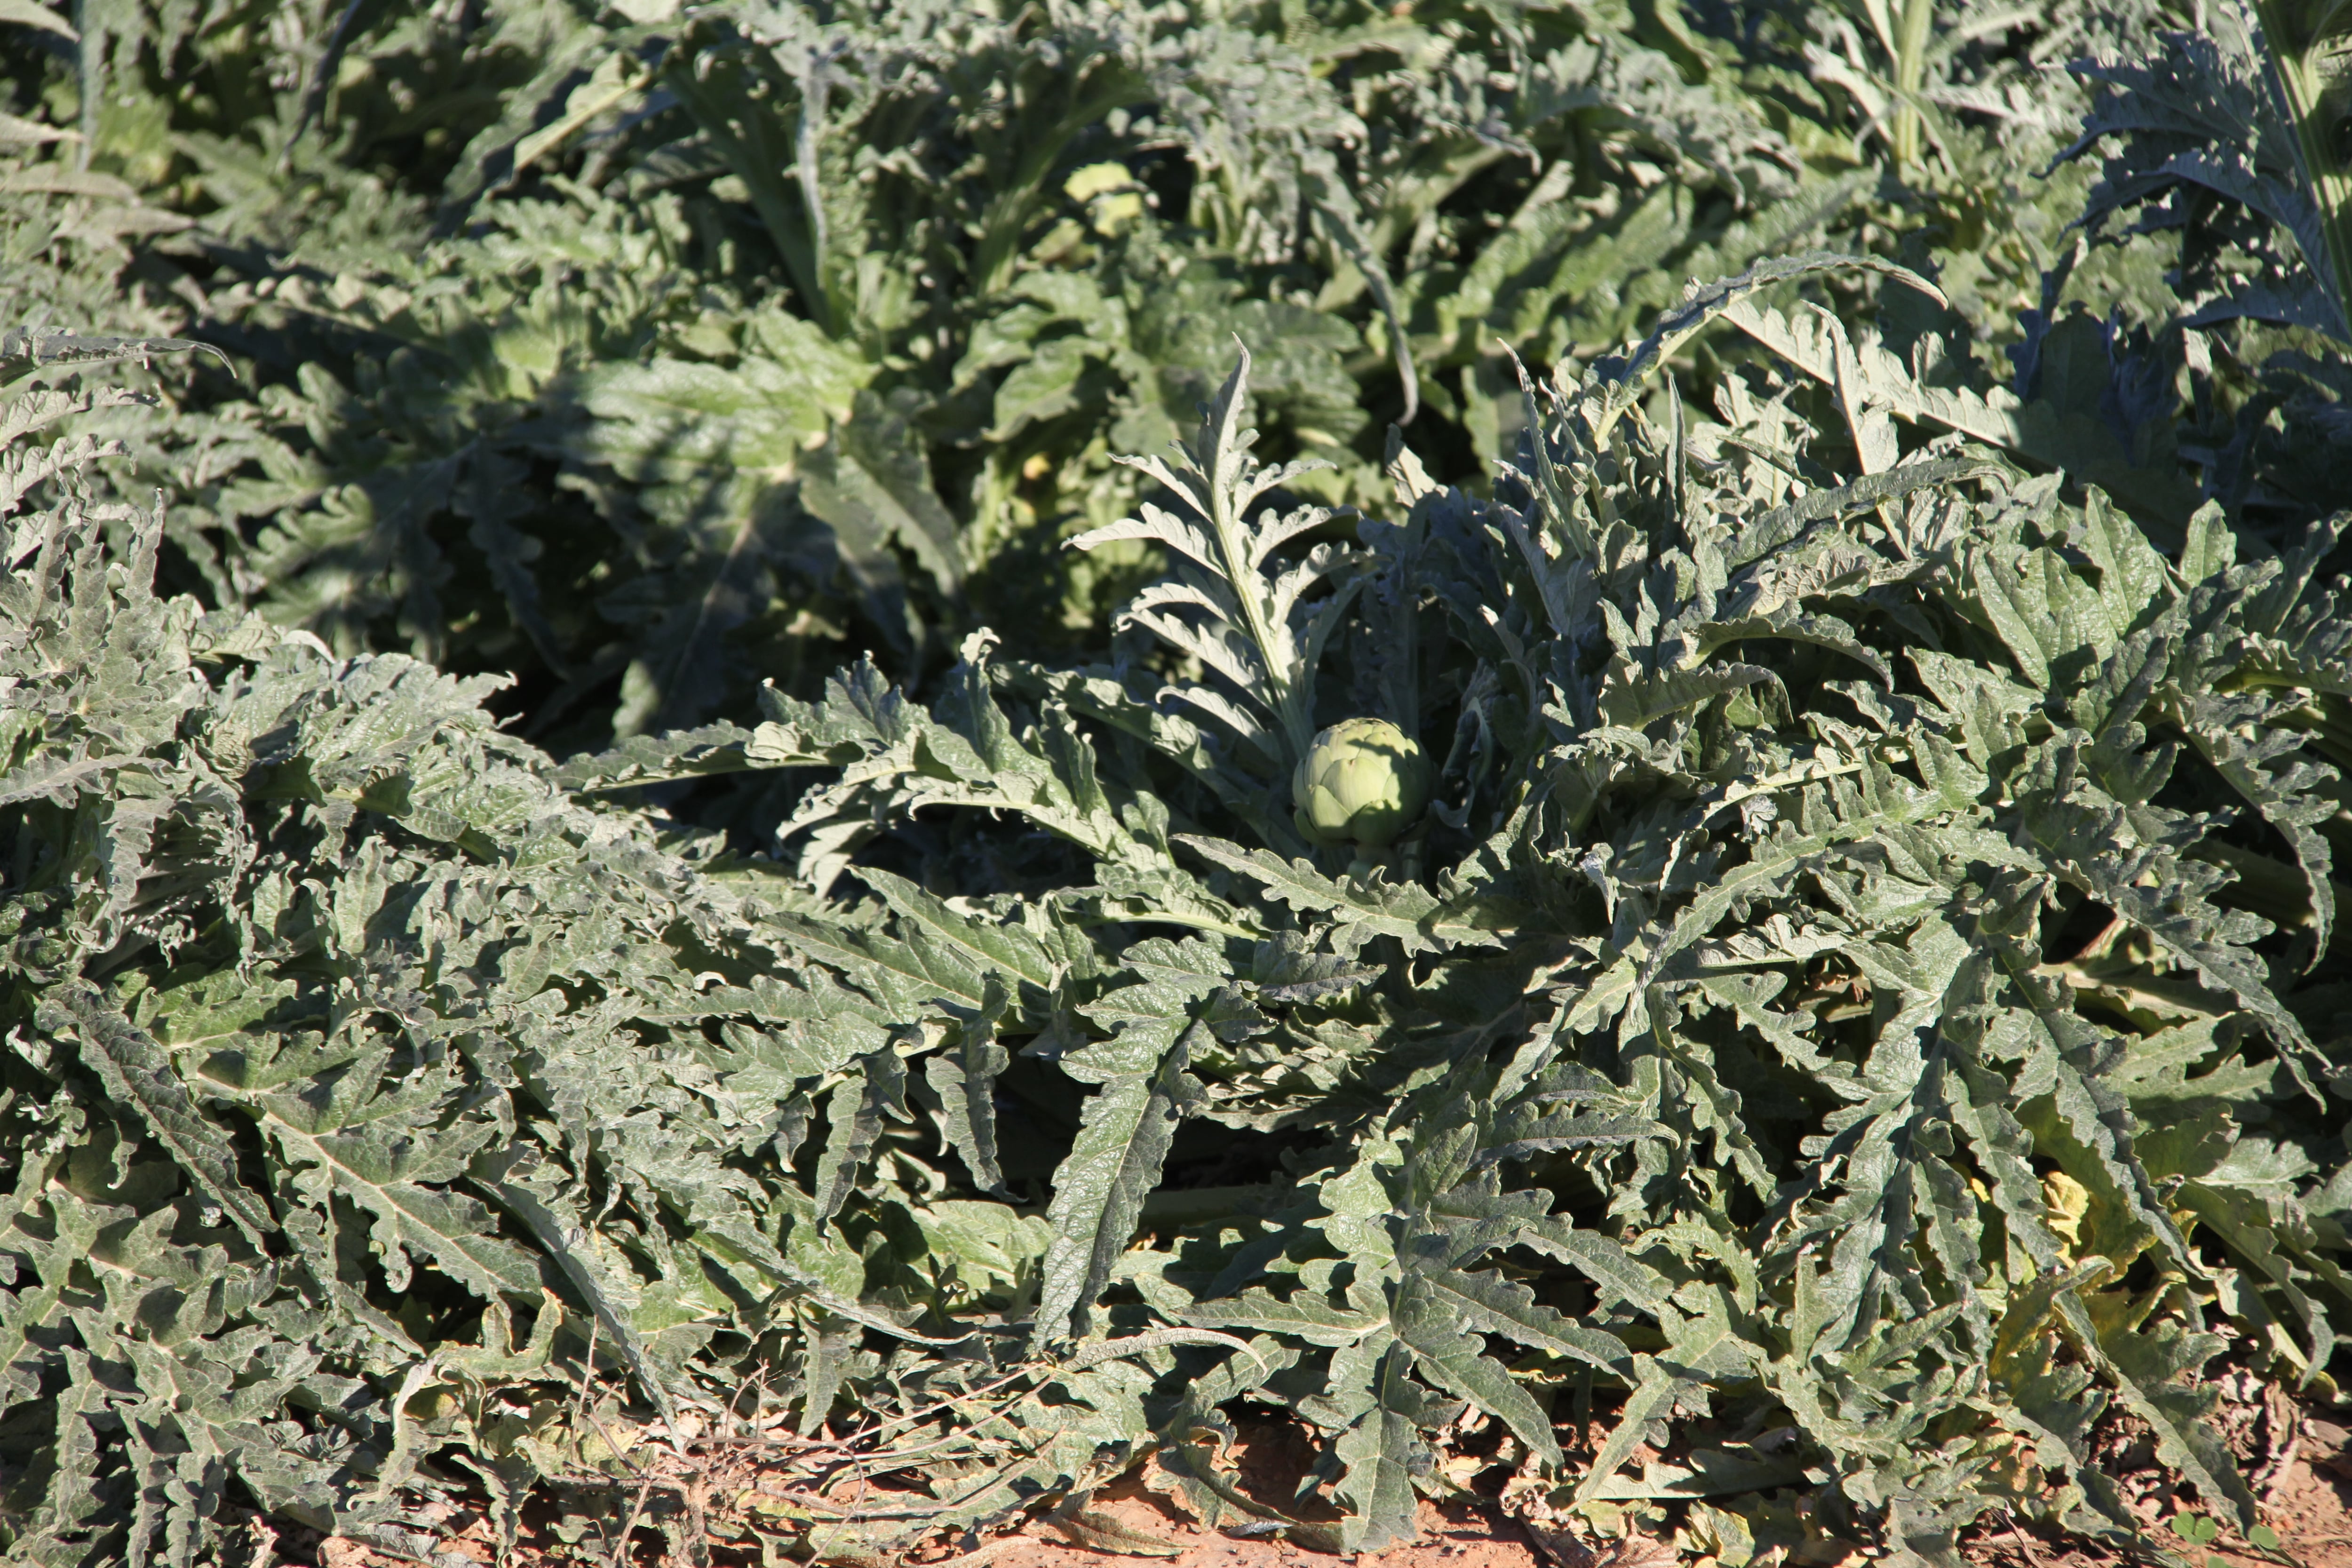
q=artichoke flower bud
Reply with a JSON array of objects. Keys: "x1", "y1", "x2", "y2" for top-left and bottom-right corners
[{"x1": 1292, "y1": 717, "x2": 1429, "y2": 850}]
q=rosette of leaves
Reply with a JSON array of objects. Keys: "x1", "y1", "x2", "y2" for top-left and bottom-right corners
[
  {"x1": 558, "y1": 254, "x2": 2350, "y2": 1557},
  {"x1": 0, "y1": 333, "x2": 1275, "y2": 1566}
]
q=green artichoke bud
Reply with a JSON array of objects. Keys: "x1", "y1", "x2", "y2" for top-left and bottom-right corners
[{"x1": 1292, "y1": 717, "x2": 1429, "y2": 850}]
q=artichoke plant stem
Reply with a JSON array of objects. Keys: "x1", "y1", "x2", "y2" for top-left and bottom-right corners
[
  {"x1": 75, "y1": 0, "x2": 95, "y2": 173},
  {"x1": 2250, "y1": 0, "x2": 2352, "y2": 338},
  {"x1": 1891, "y1": 0, "x2": 1934, "y2": 169}
]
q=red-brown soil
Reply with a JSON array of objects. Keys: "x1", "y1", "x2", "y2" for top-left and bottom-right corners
[{"x1": 295, "y1": 1405, "x2": 2352, "y2": 1568}]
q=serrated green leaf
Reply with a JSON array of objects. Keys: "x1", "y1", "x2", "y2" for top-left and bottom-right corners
[{"x1": 1033, "y1": 1020, "x2": 1200, "y2": 1346}]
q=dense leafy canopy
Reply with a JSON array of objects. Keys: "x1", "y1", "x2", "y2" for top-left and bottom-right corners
[{"x1": 1, "y1": 1, "x2": 2350, "y2": 1566}]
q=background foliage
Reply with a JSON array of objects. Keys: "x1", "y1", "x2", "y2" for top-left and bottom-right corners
[{"x1": 1, "y1": 0, "x2": 2350, "y2": 1565}]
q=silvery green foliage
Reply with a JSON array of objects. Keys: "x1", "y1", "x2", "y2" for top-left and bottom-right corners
[
  {"x1": 2058, "y1": 5, "x2": 2341, "y2": 335},
  {"x1": 546, "y1": 281, "x2": 2346, "y2": 1559},
  {"x1": 6, "y1": 268, "x2": 2352, "y2": 1560},
  {"x1": 2043, "y1": 0, "x2": 2352, "y2": 530},
  {"x1": 5, "y1": 5, "x2": 2352, "y2": 1563},
  {"x1": 0, "y1": 348, "x2": 1193, "y2": 1564},
  {"x1": 1067, "y1": 343, "x2": 1371, "y2": 813},
  {"x1": 2, "y1": 0, "x2": 2012, "y2": 756}
]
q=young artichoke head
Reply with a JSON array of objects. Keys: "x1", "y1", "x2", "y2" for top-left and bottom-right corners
[{"x1": 1292, "y1": 717, "x2": 1429, "y2": 851}]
